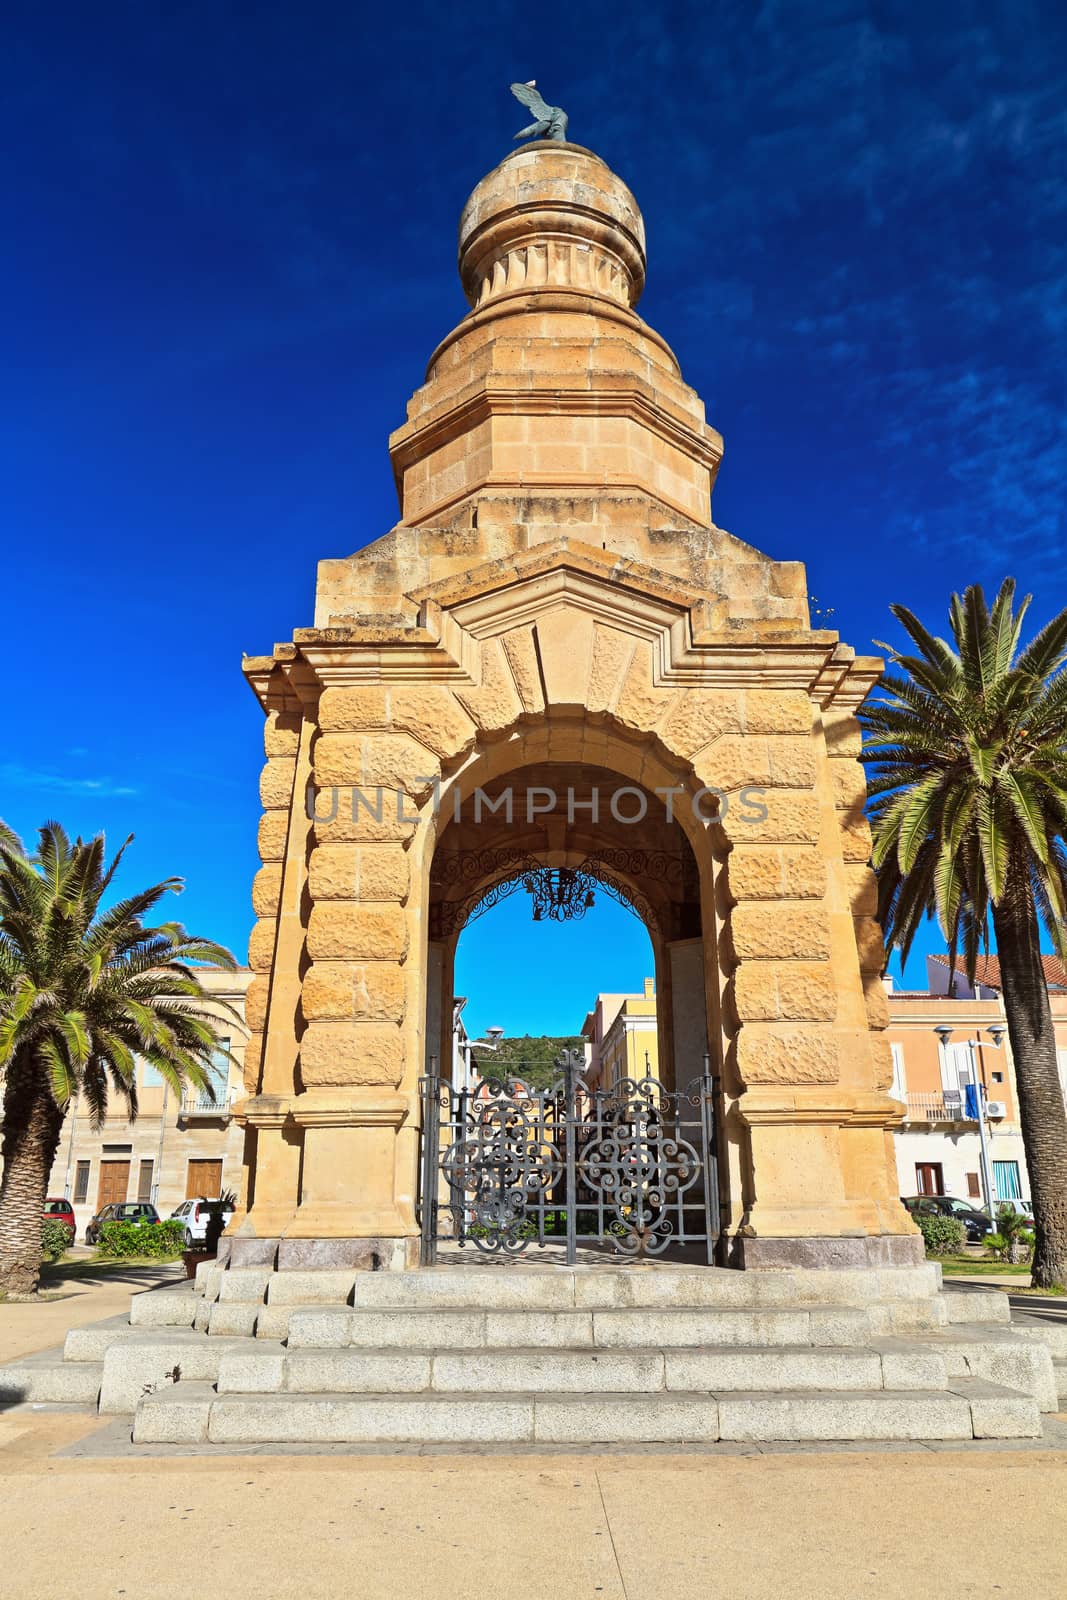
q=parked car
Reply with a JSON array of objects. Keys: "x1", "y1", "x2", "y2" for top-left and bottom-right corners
[
  {"x1": 42, "y1": 1197, "x2": 76, "y2": 1244},
  {"x1": 84, "y1": 1200, "x2": 161, "y2": 1246},
  {"x1": 170, "y1": 1196, "x2": 235, "y2": 1248},
  {"x1": 995, "y1": 1199, "x2": 1036, "y2": 1227},
  {"x1": 901, "y1": 1195, "x2": 992, "y2": 1241}
]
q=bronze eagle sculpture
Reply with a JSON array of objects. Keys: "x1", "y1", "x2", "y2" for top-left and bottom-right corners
[{"x1": 510, "y1": 81, "x2": 569, "y2": 143}]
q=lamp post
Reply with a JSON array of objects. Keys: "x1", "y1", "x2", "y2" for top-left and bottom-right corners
[
  {"x1": 934, "y1": 1023, "x2": 998, "y2": 1218},
  {"x1": 459, "y1": 1025, "x2": 505, "y2": 1093}
]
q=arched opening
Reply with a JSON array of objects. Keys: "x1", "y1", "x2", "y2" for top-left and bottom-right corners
[{"x1": 416, "y1": 755, "x2": 725, "y2": 1264}]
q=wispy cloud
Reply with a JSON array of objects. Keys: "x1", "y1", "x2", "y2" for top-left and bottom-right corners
[{"x1": 0, "y1": 763, "x2": 138, "y2": 799}]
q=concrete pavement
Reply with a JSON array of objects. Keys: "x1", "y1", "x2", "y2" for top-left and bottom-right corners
[
  {"x1": 0, "y1": 1409, "x2": 1065, "y2": 1600},
  {"x1": 0, "y1": 1254, "x2": 182, "y2": 1364}
]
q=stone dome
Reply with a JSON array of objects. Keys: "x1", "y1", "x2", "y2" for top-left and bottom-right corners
[{"x1": 457, "y1": 142, "x2": 646, "y2": 311}]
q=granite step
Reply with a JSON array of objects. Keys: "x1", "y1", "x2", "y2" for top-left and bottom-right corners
[
  {"x1": 0, "y1": 1350, "x2": 103, "y2": 1405},
  {"x1": 1054, "y1": 1361, "x2": 1067, "y2": 1405},
  {"x1": 214, "y1": 1341, "x2": 939, "y2": 1396},
  {"x1": 132, "y1": 1382, "x2": 1037, "y2": 1446},
  {"x1": 285, "y1": 1303, "x2": 876, "y2": 1351}
]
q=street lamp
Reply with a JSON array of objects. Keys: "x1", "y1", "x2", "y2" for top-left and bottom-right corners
[
  {"x1": 933, "y1": 1023, "x2": 1000, "y2": 1218},
  {"x1": 459, "y1": 1025, "x2": 505, "y2": 1091}
]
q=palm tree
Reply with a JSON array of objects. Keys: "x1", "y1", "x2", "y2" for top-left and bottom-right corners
[
  {"x1": 862, "y1": 579, "x2": 1067, "y2": 1289},
  {"x1": 0, "y1": 822, "x2": 236, "y2": 1295}
]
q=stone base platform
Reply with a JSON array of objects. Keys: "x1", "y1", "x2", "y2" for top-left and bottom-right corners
[{"x1": 2, "y1": 1260, "x2": 1062, "y2": 1447}]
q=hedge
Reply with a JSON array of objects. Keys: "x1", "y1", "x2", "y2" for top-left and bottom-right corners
[{"x1": 96, "y1": 1219, "x2": 186, "y2": 1258}]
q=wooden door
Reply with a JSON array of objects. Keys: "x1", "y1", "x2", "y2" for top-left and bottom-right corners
[
  {"x1": 97, "y1": 1160, "x2": 130, "y2": 1208},
  {"x1": 915, "y1": 1162, "x2": 944, "y2": 1196},
  {"x1": 186, "y1": 1158, "x2": 223, "y2": 1199}
]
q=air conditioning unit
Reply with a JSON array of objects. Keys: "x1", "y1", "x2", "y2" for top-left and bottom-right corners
[{"x1": 985, "y1": 1101, "x2": 1007, "y2": 1119}]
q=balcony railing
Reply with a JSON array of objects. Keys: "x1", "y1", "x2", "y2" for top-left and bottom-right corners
[
  {"x1": 904, "y1": 1093, "x2": 972, "y2": 1123},
  {"x1": 179, "y1": 1088, "x2": 232, "y2": 1118}
]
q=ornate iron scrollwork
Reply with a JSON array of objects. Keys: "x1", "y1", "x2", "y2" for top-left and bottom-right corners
[{"x1": 419, "y1": 1051, "x2": 719, "y2": 1265}]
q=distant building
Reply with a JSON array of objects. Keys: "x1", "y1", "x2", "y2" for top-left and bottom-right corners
[
  {"x1": 580, "y1": 978, "x2": 659, "y2": 1091},
  {"x1": 884, "y1": 956, "x2": 1067, "y2": 1207},
  {"x1": 45, "y1": 968, "x2": 251, "y2": 1238},
  {"x1": 578, "y1": 960, "x2": 1067, "y2": 1212}
]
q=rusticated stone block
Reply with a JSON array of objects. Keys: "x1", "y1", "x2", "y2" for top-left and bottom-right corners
[
  {"x1": 863, "y1": 973, "x2": 891, "y2": 1030},
  {"x1": 868, "y1": 1033, "x2": 894, "y2": 1091},
  {"x1": 244, "y1": 975, "x2": 270, "y2": 1033},
  {"x1": 455, "y1": 638, "x2": 523, "y2": 732},
  {"x1": 309, "y1": 844, "x2": 409, "y2": 902},
  {"x1": 776, "y1": 963, "x2": 838, "y2": 1022},
  {"x1": 259, "y1": 758, "x2": 297, "y2": 810},
  {"x1": 251, "y1": 863, "x2": 283, "y2": 917},
  {"x1": 300, "y1": 1021, "x2": 404, "y2": 1088},
  {"x1": 314, "y1": 733, "x2": 439, "y2": 800},
  {"x1": 311, "y1": 802, "x2": 418, "y2": 846},
  {"x1": 501, "y1": 626, "x2": 546, "y2": 713},
  {"x1": 738, "y1": 1026, "x2": 840, "y2": 1085},
  {"x1": 241, "y1": 1032, "x2": 263, "y2": 1094},
  {"x1": 264, "y1": 709, "x2": 302, "y2": 757},
  {"x1": 661, "y1": 690, "x2": 743, "y2": 758},
  {"x1": 844, "y1": 863, "x2": 879, "y2": 916},
  {"x1": 838, "y1": 812, "x2": 873, "y2": 861},
  {"x1": 318, "y1": 686, "x2": 389, "y2": 732},
  {"x1": 247, "y1": 918, "x2": 277, "y2": 973},
  {"x1": 731, "y1": 904, "x2": 831, "y2": 962},
  {"x1": 854, "y1": 915, "x2": 885, "y2": 973},
  {"x1": 257, "y1": 811, "x2": 289, "y2": 862},
  {"x1": 389, "y1": 689, "x2": 477, "y2": 759},
  {"x1": 823, "y1": 710, "x2": 863, "y2": 759},
  {"x1": 691, "y1": 736, "x2": 771, "y2": 793},
  {"x1": 767, "y1": 735, "x2": 817, "y2": 788},
  {"x1": 728, "y1": 792, "x2": 821, "y2": 845},
  {"x1": 831, "y1": 759, "x2": 868, "y2": 812},
  {"x1": 307, "y1": 903, "x2": 408, "y2": 963},
  {"x1": 302, "y1": 962, "x2": 406, "y2": 1022},
  {"x1": 743, "y1": 689, "x2": 813, "y2": 735},
  {"x1": 586, "y1": 624, "x2": 634, "y2": 713},
  {"x1": 727, "y1": 846, "x2": 826, "y2": 902},
  {"x1": 614, "y1": 640, "x2": 677, "y2": 734}
]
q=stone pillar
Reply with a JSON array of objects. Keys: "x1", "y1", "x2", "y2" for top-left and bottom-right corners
[
  {"x1": 720, "y1": 689, "x2": 916, "y2": 1266},
  {"x1": 232, "y1": 672, "x2": 308, "y2": 1238}
]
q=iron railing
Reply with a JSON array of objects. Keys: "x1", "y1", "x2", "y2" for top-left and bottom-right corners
[{"x1": 418, "y1": 1049, "x2": 720, "y2": 1266}]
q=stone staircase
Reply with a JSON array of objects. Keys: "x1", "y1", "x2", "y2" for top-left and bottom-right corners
[{"x1": 2, "y1": 1259, "x2": 1062, "y2": 1446}]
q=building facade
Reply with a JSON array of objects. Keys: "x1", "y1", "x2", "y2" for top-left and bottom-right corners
[
  {"x1": 45, "y1": 969, "x2": 251, "y2": 1240},
  {"x1": 581, "y1": 979, "x2": 660, "y2": 1091},
  {"x1": 885, "y1": 956, "x2": 1067, "y2": 1209}
]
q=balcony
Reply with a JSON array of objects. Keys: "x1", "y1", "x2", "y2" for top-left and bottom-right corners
[
  {"x1": 178, "y1": 1088, "x2": 233, "y2": 1121},
  {"x1": 904, "y1": 1093, "x2": 973, "y2": 1124}
]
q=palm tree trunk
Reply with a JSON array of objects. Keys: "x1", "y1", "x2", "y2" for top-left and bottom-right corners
[
  {"x1": 0, "y1": 1053, "x2": 64, "y2": 1296},
  {"x1": 991, "y1": 893, "x2": 1067, "y2": 1290}
]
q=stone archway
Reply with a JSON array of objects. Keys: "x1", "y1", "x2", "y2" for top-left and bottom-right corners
[{"x1": 233, "y1": 139, "x2": 915, "y2": 1274}]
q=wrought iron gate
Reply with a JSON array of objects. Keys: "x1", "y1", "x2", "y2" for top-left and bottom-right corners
[{"x1": 418, "y1": 1050, "x2": 720, "y2": 1265}]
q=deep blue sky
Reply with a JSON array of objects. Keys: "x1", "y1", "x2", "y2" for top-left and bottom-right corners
[{"x1": 4, "y1": 2, "x2": 1065, "y2": 1036}]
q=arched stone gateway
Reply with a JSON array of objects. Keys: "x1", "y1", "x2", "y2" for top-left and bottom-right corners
[{"x1": 234, "y1": 141, "x2": 914, "y2": 1274}]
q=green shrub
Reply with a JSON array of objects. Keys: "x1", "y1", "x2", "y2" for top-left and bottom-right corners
[
  {"x1": 96, "y1": 1219, "x2": 186, "y2": 1259},
  {"x1": 41, "y1": 1217, "x2": 71, "y2": 1262},
  {"x1": 915, "y1": 1213, "x2": 966, "y2": 1255}
]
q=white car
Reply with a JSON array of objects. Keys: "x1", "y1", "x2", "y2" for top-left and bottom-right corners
[{"x1": 170, "y1": 1196, "x2": 234, "y2": 1247}]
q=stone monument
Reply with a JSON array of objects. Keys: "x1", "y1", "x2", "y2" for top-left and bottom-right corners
[{"x1": 233, "y1": 137, "x2": 915, "y2": 1274}]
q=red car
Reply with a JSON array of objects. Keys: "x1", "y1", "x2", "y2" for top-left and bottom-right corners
[{"x1": 43, "y1": 1197, "x2": 76, "y2": 1243}]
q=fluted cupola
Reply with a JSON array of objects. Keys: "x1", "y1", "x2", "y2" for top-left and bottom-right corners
[{"x1": 387, "y1": 142, "x2": 723, "y2": 536}]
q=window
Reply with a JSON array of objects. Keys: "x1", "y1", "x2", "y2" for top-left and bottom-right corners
[
  {"x1": 993, "y1": 1159, "x2": 1021, "y2": 1200},
  {"x1": 966, "y1": 1172, "x2": 980, "y2": 1198},
  {"x1": 889, "y1": 1043, "x2": 907, "y2": 1104},
  {"x1": 992, "y1": 1071, "x2": 1004, "y2": 1083},
  {"x1": 915, "y1": 1162, "x2": 944, "y2": 1196},
  {"x1": 137, "y1": 1159, "x2": 153, "y2": 1201},
  {"x1": 73, "y1": 1161, "x2": 90, "y2": 1204}
]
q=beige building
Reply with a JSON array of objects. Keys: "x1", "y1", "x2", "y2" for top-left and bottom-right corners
[
  {"x1": 46, "y1": 969, "x2": 251, "y2": 1239},
  {"x1": 581, "y1": 979, "x2": 660, "y2": 1091},
  {"x1": 233, "y1": 138, "x2": 912, "y2": 1272},
  {"x1": 886, "y1": 955, "x2": 1067, "y2": 1210}
]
